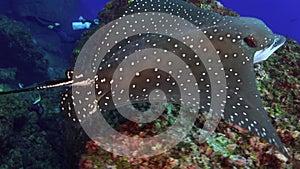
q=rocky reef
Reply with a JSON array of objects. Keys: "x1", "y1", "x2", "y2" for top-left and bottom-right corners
[
  {"x1": 0, "y1": 15, "x2": 50, "y2": 86},
  {"x1": 0, "y1": 16, "x2": 67, "y2": 168},
  {"x1": 76, "y1": 39, "x2": 300, "y2": 169},
  {"x1": 0, "y1": 89, "x2": 65, "y2": 168},
  {"x1": 0, "y1": 0, "x2": 298, "y2": 168},
  {"x1": 71, "y1": 0, "x2": 300, "y2": 168}
]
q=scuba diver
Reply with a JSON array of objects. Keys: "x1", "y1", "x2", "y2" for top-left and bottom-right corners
[
  {"x1": 71, "y1": 16, "x2": 99, "y2": 30},
  {"x1": 26, "y1": 16, "x2": 76, "y2": 43},
  {"x1": 26, "y1": 15, "x2": 99, "y2": 42}
]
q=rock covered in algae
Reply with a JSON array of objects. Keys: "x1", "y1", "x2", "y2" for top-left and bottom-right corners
[
  {"x1": 66, "y1": 0, "x2": 299, "y2": 168},
  {"x1": 0, "y1": 15, "x2": 50, "y2": 85}
]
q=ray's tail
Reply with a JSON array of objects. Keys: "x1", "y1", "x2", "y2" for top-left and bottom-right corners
[{"x1": 0, "y1": 70, "x2": 74, "y2": 95}]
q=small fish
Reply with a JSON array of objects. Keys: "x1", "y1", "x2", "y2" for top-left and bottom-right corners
[
  {"x1": 18, "y1": 83, "x2": 24, "y2": 89},
  {"x1": 0, "y1": 0, "x2": 296, "y2": 165},
  {"x1": 32, "y1": 93, "x2": 41, "y2": 105},
  {"x1": 290, "y1": 18, "x2": 299, "y2": 23}
]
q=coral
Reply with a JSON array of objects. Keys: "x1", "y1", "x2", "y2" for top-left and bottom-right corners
[
  {"x1": 0, "y1": 89, "x2": 65, "y2": 168},
  {"x1": 187, "y1": 0, "x2": 239, "y2": 16},
  {"x1": 255, "y1": 39, "x2": 300, "y2": 167},
  {"x1": 97, "y1": 0, "x2": 128, "y2": 24}
]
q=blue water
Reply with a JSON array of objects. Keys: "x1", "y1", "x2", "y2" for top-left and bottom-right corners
[
  {"x1": 84, "y1": 0, "x2": 300, "y2": 43},
  {"x1": 78, "y1": 0, "x2": 107, "y2": 20},
  {"x1": 3, "y1": 0, "x2": 298, "y2": 43},
  {"x1": 219, "y1": 0, "x2": 300, "y2": 43}
]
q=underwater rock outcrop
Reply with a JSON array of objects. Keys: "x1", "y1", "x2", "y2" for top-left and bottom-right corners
[
  {"x1": 0, "y1": 89, "x2": 65, "y2": 169},
  {"x1": 69, "y1": 0, "x2": 299, "y2": 168},
  {"x1": 0, "y1": 15, "x2": 50, "y2": 86}
]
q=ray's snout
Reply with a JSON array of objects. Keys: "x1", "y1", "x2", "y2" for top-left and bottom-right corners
[
  {"x1": 273, "y1": 34, "x2": 286, "y2": 50},
  {"x1": 253, "y1": 34, "x2": 286, "y2": 63}
]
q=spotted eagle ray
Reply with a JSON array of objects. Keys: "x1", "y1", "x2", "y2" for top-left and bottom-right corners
[{"x1": 0, "y1": 0, "x2": 297, "y2": 165}]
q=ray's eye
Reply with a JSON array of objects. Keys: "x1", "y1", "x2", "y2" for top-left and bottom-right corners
[
  {"x1": 65, "y1": 70, "x2": 74, "y2": 80},
  {"x1": 244, "y1": 35, "x2": 258, "y2": 48}
]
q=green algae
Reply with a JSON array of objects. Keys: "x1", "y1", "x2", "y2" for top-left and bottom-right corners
[
  {"x1": 205, "y1": 133, "x2": 234, "y2": 158},
  {"x1": 0, "y1": 89, "x2": 64, "y2": 168}
]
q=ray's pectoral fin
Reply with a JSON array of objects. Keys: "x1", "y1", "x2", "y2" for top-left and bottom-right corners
[{"x1": 223, "y1": 59, "x2": 290, "y2": 157}]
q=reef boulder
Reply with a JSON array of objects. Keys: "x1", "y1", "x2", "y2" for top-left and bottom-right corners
[{"x1": 0, "y1": 15, "x2": 50, "y2": 85}]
